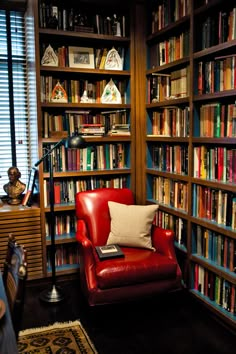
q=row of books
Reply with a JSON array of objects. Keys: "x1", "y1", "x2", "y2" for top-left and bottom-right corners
[
  {"x1": 149, "y1": 75, "x2": 169, "y2": 103},
  {"x1": 77, "y1": 123, "x2": 130, "y2": 137},
  {"x1": 150, "y1": 0, "x2": 190, "y2": 33},
  {"x1": 76, "y1": 176, "x2": 127, "y2": 192},
  {"x1": 149, "y1": 30, "x2": 190, "y2": 68},
  {"x1": 44, "y1": 176, "x2": 128, "y2": 207},
  {"x1": 76, "y1": 176, "x2": 127, "y2": 193},
  {"x1": 155, "y1": 211, "x2": 187, "y2": 247},
  {"x1": 198, "y1": 102, "x2": 236, "y2": 138},
  {"x1": 47, "y1": 244, "x2": 79, "y2": 268},
  {"x1": 152, "y1": 107, "x2": 189, "y2": 137},
  {"x1": 192, "y1": 185, "x2": 236, "y2": 229},
  {"x1": 152, "y1": 144, "x2": 188, "y2": 175},
  {"x1": 193, "y1": 264, "x2": 235, "y2": 314},
  {"x1": 152, "y1": 176, "x2": 188, "y2": 211},
  {"x1": 39, "y1": 1, "x2": 126, "y2": 36},
  {"x1": 198, "y1": 56, "x2": 236, "y2": 95},
  {"x1": 150, "y1": 106, "x2": 190, "y2": 137},
  {"x1": 148, "y1": 67, "x2": 190, "y2": 103},
  {"x1": 193, "y1": 146, "x2": 236, "y2": 183},
  {"x1": 40, "y1": 76, "x2": 127, "y2": 104},
  {"x1": 199, "y1": 8, "x2": 236, "y2": 50},
  {"x1": 43, "y1": 143, "x2": 127, "y2": 173},
  {"x1": 193, "y1": 225, "x2": 236, "y2": 273},
  {"x1": 43, "y1": 110, "x2": 128, "y2": 138},
  {"x1": 45, "y1": 214, "x2": 77, "y2": 237}
]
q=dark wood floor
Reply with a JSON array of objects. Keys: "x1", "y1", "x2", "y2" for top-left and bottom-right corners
[{"x1": 21, "y1": 278, "x2": 236, "y2": 354}]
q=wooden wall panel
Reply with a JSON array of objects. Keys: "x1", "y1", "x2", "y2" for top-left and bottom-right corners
[{"x1": 0, "y1": 206, "x2": 43, "y2": 280}]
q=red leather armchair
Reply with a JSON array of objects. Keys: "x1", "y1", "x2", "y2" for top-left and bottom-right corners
[{"x1": 75, "y1": 188, "x2": 182, "y2": 306}]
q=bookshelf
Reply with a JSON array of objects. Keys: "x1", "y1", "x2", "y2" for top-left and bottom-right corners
[
  {"x1": 143, "y1": 0, "x2": 236, "y2": 327},
  {"x1": 144, "y1": 0, "x2": 191, "y2": 290},
  {"x1": 29, "y1": 0, "x2": 135, "y2": 278},
  {"x1": 190, "y1": 0, "x2": 236, "y2": 326}
]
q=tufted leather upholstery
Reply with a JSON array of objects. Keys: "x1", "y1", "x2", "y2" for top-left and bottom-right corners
[{"x1": 75, "y1": 188, "x2": 182, "y2": 306}]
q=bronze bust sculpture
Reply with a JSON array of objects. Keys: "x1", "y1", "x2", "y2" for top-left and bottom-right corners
[{"x1": 3, "y1": 167, "x2": 26, "y2": 205}]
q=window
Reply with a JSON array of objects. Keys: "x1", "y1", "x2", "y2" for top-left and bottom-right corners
[{"x1": 0, "y1": 8, "x2": 37, "y2": 192}]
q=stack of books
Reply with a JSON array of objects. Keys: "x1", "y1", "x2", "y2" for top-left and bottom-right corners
[
  {"x1": 108, "y1": 124, "x2": 130, "y2": 136},
  {"x1": 78, "y1": 124, "x2": 105, "y2": 136}
]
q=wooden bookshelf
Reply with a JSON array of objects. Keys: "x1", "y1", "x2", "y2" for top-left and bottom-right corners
[
  {"x1": 141, "y1": 0, "x2": 236, "y2": 327},
  {"x1": 27, "y1": 0, "x2": 135, "y2": 278}
]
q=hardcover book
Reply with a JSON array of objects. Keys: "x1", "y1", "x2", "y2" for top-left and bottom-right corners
[
  {"x1": 22, "y1": 167, "x2": 37, "y2": 207},
  {"x1": 95, "y1": 244, "x2": 124, "y2": 260}
]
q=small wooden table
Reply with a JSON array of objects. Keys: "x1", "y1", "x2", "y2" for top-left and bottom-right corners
[{"x1": 0, "y1": 272, "x2": 18, "y2": 353}]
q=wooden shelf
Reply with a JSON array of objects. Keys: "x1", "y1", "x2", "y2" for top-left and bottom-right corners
[
  {"x1": 39, "y1": 28, "x2": 130, "y2": 43},
  {"x1": 40, "y1": 66, "x2": 131, "y2": 76},
  {"x1": 40, "y1": 103, "x2": 131, "y2": 109},
  {"x1": 143, "y1": 0, "x2": 236, "y2": 328}
]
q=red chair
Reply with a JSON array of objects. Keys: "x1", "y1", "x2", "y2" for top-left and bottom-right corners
[{"x1": 75, "y1": 188, "x2": 182, "y2": 306}]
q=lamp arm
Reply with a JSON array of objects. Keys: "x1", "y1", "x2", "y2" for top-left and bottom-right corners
[{"x1": 34, "y1": 139, "x2": 64, "y2": 167}]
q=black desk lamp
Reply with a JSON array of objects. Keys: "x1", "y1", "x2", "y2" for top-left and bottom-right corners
[{"x1": 35, "y1": 133, "x2": 86, "y2": 303}]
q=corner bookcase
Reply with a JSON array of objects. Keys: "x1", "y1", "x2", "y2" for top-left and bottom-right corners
[
  {"x1": 29, "y1": 0, "x2": 135, "y2": 279},
  {"x1": 143, "y1": 0, "x2": 236, "y2": 327}
]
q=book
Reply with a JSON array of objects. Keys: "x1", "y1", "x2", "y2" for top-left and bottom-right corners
[
  {"x1": 22, "y1": 167, "x2": 37, "y2": 206},
  {"x1": 54, "y1": 182, "x2": 61, "y2": 204},
  {"x1": 95, "y1": 244, "x2": 124, "y2": 260},
  {"x1": 79, "y1": 124, "x2": 105, "y2": 136},
  {"x1": 99, "y1": 48, "x2": 108, "y2": 69}
]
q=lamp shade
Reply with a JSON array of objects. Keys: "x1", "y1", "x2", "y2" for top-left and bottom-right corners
[{"x1": 67, "y1": 133, "x2": 87, "y2": 149}]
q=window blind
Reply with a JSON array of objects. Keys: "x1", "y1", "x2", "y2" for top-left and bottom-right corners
[{"x1": 0, "y1": 9, "x2": 30, "y2": 191}]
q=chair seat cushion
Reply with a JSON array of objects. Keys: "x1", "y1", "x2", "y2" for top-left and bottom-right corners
[{"x1": 95, "y1": 247, "x2": 177, "y2": 290}]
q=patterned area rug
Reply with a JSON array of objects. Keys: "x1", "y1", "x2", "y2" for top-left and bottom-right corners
[{"x1": 18, "y1": 320, "x2": 98, "y2": 353}]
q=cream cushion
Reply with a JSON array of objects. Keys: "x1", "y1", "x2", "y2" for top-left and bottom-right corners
[{"x1": 107, "y1": 202, "x2": 158, "y2": 250}]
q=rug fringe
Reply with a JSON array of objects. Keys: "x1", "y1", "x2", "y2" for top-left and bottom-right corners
[
  {"x1": 19, "y1": 320, "x2": 82, "y2": 336},
  {"x1": 77, "y1": 320, "x2": 98, "y2": 353}
]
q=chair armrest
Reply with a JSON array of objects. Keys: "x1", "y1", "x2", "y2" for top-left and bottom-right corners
[
  {"x1": 152, "y1": 225, "x2": 176, "y2": 260},
  {"x1": 152, "y1": 225, "x2": 182, "y2": 279},
  {"x1": 76, "y1": 219, "x2": 92, "y2": 249},
  {"x1": 76, "y1": 220, "x2": 98, "y2": 292}
]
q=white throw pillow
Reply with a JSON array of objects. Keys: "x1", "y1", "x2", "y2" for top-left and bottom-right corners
[{"x1": 107, "y1": 202, "x2": 158, "y2": 250}]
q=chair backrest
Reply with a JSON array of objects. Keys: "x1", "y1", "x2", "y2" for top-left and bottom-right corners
[
  {"x1": 75, "y1": 188, "x2": 134, "y2": 246},
  {"x1": 3, "y1": 233, "x2": 27, "y2": 339}
]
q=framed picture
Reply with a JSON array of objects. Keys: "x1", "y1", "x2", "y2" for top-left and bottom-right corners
[{"x1": 68, "y1": 46, "x2": 95, "y2": 69}]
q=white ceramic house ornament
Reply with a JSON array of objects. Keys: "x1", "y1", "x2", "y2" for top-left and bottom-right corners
[
  {"x1": 101, "y1": 78, "x2": 121, "y2": 104},
  {"x1": 80, "y1": 90, "x2": 89, "y2": 103},
  {"x1": 51, "y1": 81, "x2": 68, "y2": 103},
  {"x1": 41, "y1": 44, "x2": 58, "y2": 66},
  {"x1": 104, "y1": 48, "x2": 123, "y2": 70}
]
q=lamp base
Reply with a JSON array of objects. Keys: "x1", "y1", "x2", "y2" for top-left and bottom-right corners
[{"x1": 39, "y1": 284, "x2": 65, "y2": 303}]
